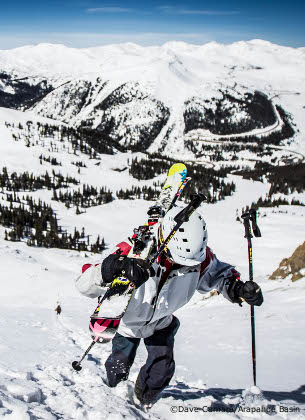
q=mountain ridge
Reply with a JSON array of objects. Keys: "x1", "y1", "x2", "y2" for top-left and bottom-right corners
[{"x1": 0, "y1": 39, "x2": 304, "y2": 162}]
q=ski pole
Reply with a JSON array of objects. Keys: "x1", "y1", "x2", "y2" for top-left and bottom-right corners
[
  {"x1": 72, "y1": 337, "x2": 99, "y2": 371},
  {"x1": 241, "y1": 209, "x2": 261, "y2": 386},
  {"x1": 149, "y1": 193, "x2": 206, "y2": 265}
]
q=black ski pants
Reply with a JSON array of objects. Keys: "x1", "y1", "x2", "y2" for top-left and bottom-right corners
[{"x1": 105, "y1": 316, "x2": 180, "y2": 396}]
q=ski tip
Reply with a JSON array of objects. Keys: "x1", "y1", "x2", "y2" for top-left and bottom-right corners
[
  {"x1": 168, "y1": 163, "x2": 187, "y2": 179},
  {"x1": 72, "y1": 361, "x2": 82, "y2": 371}
]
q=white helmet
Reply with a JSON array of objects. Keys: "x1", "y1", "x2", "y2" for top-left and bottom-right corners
[{"x1": 160, "y1": 206, "x2": 208, "y2": 266}]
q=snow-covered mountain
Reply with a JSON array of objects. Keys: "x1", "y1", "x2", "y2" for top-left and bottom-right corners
[
  {"x1": 1, "y1": 41, "x2": 305, "y2": 419},
  {"x1": 1, "y1": 40, "x2": 305, "y2": 161}
]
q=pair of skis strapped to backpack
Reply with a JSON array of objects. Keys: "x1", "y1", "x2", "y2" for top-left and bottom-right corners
[
  {"x1": 72, "y1": 163, "x2": 206, "y2": 371},
  {"x1": 89, "y1": 163, "x2": 190, "y2": 341}
]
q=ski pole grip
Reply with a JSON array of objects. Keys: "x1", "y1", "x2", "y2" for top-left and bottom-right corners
[
  {"x1": 190, "y1": 193, "x2": 206, "y2": 209},
  {"x1": 249, "y1": 209, "x2": 261, "y2": 238},
  {"x1": 174, "y1": 193, "x2": 206, "y2": 224},
  {"x1": 241, "y1": 212, "x2": 253, "y2": 239}
]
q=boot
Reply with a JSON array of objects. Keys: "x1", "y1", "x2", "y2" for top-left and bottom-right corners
[{"x1": 134, "y1": 377, "x2": 160, "y2": 409}]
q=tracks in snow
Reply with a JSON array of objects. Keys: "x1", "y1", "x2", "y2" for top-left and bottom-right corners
[{"x1": 0, "y1": 310, "x2": 303, "y2": 419}]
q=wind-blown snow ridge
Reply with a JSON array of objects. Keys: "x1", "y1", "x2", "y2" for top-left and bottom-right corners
[{"x1": 0, "y1": 39, "x2": 304, "y2": 77}]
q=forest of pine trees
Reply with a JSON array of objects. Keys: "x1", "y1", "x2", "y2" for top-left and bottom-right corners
[
  {"x1": 0, "y1": 168, "x2": 114, "y2": 212},
  {"x1": 239, "y1": 196, "x2": 304, "y2": 218},
  {"x1": 116, "y1": 185, "x2": 159, "y2": 201},
  {"x1": 129, "y1": 155, "x2": 236, "y2": 203},
  {"x1": 0, "y1": 168, "x2": 110, "y2": 252},
  {"x1": 6, "y1": 121, "x2": 117, "y2": 158},
  {"x1": 130, "y1": 157, "x2": 170, "y2": 180},
  {"x1": 39, "y1": 154, "x2": 62, "y2": 166},
  {"x1": 0, "y1": 72, "x2": 53, "y2": 109},
  {"x1": 0, "y1": 167, "x2": 79, "y2": 191},
  {"x1": 238, "y1": 162, "x2": 305, "y2": 196},
  {"x1": 52, "y1": 185, "x2": 113, "y2": 209},
  {"x1": 184, "y1": 91, "x2": 277, "y2": 136},
  {"x1": 215, "y1": 106, "x2": 295, "y2": 146},
  {"x1": 0, "y1": 197, "x2": 105, "y2": 252},
  {"x1": 236, "y1": 160, "x2": 305, "y2": 215},
  {"x1": 186, "y1": 139, "x2": 268, "y2": 161},
  {"x1": 185, "y1": 102, "x2": 295, "y2": 152}
]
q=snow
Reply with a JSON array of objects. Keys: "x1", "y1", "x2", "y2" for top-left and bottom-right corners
[
  {"x1": 0, "y1": 160, "x2": 304, "y2": 419},
  {"x1": 1, "y1": 186, "x2": 305, "y2": 418},
  {"x1": 0, "y1": 42, "x2": 305, "y2": 419},
  {"x1": 1, "y1": 39, "x2": 305, "y2": 161}
]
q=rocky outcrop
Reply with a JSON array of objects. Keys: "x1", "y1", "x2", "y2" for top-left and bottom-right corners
[{"x1": 270, "y1": 241, "x2": 305, "y2": 281}]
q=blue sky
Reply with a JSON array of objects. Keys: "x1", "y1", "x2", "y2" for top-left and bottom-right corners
[{"x1": 0, "y1": 0, "x2": 304, "y2": 49}]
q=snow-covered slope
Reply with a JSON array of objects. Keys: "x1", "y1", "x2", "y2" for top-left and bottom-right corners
[
  {"x1": 1, "y1": 42, "x2": 305, "y2": 419},
  {"x1": 1, "y1": 171, "x2": 305, "y2": 419}
]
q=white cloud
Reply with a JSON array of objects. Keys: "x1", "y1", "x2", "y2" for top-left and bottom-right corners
[
  {"x1": 158, "y1": 6, "x2": 240, "y2": 16},
  {"x1": 180, "y1": 10, "x2": 240, "y2": 16},
  {"x1": 86, "y1": 7, "x2": 132, "y2": 13}
]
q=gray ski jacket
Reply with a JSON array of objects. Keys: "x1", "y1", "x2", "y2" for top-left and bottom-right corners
[{"x1": 76, "y1": 240, "x2": 238, "y2": 338}]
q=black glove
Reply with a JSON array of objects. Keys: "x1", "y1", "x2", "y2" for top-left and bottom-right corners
[
  {"x1": 227, "y1": 275, "x2": 263, "y2": 307},
  {"x1": 119, "y1": 257, "x2": 150, "y2": 288},
  {"x1": 101, "y1": 253, "x2": 124, "y2": 286},
  {"x1": 101, "y1": 254, "x2": 150, "y2": 288},
  {"x1": 240, "y1": 281, "x2": 264, "y2": 306}
]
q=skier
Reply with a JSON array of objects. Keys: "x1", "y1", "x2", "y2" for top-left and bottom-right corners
[
  {"x1": 98, "y1": 206, "x2": 264, "y2": 407},
  {"x1": 55, "y1": 304, "x2": 62, "y2": 315}
]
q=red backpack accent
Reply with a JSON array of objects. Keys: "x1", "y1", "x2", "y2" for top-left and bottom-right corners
[
  {"x1": 82, "y1": 263, "x2": 101, "y2": 273},
  {"x1": 200, "y1": 247, "x2": 214, "y2": 274},
  {"x1": 115, "y1": 241, "x2": 132, "y2": 256},
  {"x1": 82, "y1": 263, "x2": 92, "y2": 273}
]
